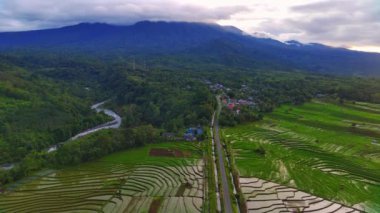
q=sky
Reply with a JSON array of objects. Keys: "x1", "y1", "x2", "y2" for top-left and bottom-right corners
[{"x1": 0, "y1": 0, "x2": 379, "y2": 52}]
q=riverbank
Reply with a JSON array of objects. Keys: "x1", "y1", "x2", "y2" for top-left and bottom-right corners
[
  {"x1": 47, "y1": 101, "x2": 121, "y2": 153},
  {"x1": 1, "y1": 101, "x2": 122, "y2": 170}
]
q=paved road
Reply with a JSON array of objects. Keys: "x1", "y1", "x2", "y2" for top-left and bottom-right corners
[{"x1": 214, "y1": 96, "x2": 233, "y2": 213}]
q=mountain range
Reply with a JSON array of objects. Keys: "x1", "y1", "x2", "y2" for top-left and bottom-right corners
[{"x1": 0, "y1": 21, "x2": 380, "y2": 76}]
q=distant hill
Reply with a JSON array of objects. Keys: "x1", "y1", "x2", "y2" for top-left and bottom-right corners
[{"x1": 1, "y1": 21, "x2": 380, "y2": 76}]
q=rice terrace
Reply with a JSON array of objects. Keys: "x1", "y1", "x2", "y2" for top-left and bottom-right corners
[
  {"x1": 1, "y1": 99, "x2": 380, "y2": 212},
  {"x1": 223, "y1": 100, "x2": 380, "y2": 212},
  {"x1": 0, "y1": 142, "x2": 206, "y2": 212}
]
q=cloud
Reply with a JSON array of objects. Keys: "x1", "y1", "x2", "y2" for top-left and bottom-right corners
[
  {"x1": 0, "y1": 0, "x2": 248, "y2": 31},
  {"x1": 291, "y1": 0, "x2": 357, "y2": 13},
  {"x1": 256, "y1": 0, "x2": 380, "y2": 47},
  {"x1": 0, "y1": 0, "x2": 379, "y2": 52}
]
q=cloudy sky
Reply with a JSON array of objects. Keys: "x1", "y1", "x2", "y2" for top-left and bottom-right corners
[{"x1": 0, "y1": 0, "x2": 379, "y2": 52}]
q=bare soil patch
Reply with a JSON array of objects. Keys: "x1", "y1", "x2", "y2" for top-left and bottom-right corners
[
  {"x1": 149, "y1": 148, "x2": 191, "y2": 158},
  {"x1": 149, "y1": 198, "x2": 163, "y2": 213}
]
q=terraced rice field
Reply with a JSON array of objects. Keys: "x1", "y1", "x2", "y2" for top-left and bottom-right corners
[
  {"x1": 0, "y1": 142, "x2": 205, "y2": 213},
  {"x1": 240, "y1": 177, "x2": 361, "y2": 213},
  {"x1": 223, "y1": 100, "x2": 380, "y2": 212}
]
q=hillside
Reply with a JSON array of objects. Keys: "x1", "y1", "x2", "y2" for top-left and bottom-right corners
[{"x1": 0, "y1": 21, "x2": 380, "y2": 76}]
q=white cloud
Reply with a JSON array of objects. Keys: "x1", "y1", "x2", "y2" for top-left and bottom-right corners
[
  {"x1": 0, "y1": 0, "x2": 247, "y2": 31},
  {"x1": 254, "y1": 0, "x2": 380, "y2": 50}
]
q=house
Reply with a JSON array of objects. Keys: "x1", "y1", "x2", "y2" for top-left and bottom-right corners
[
  {"x1": 210, "y1": 83, "x2": 225, "y2": 92},
  {"x1": 183, "y1": 126, "x2": 204, "y2": 141},
  {"x1": 184, "y1": 133, "x2": 197, "y2": 141},
  {"x1": 227, "y1": 103, "x2": 235, "y2": 110},
  {"x1": 238, "y1": 99, "x2": 256, "y2": 106},
  {"x1": 215, "y1": 83, "x2": 224, "y2": 89},
  {"x1": 185, "y1": 127, "x2": 203, "y2": 136},
  {"x1": 238, "y1": 99, "x2": 248, "y2": 105},
  {"x1": 196, "y1": 127, "x2": 203, "y2": 135}
]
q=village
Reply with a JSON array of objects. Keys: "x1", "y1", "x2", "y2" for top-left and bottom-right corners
[
  {"x1": 204, "y1": 79, "x2": 257, "y2": 113},
  {"x1": 161, "y1": 80, "x2": 258, "y2": 142}
]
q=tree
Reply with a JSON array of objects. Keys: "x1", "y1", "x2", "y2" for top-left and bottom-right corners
[{"x1": 132, "y1": 125, "x2": 159, "y2": 146}]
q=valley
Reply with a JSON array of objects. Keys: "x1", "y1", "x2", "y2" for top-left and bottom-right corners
[
  {"x1": 3, "y1": 97, "x2": 379, "y2": 212},
  {"x1": 0, "y1": 17, "x2": 380, "y2": 213}
]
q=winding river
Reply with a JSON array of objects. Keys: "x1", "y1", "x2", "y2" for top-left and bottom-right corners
[
  {"x1": 1, "y1": 101, "x2": 121, "y2": 170},
  {"x1": 47, "y1": 101, "x2": 122, "y2": 153}
]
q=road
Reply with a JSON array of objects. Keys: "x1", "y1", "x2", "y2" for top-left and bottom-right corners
[{"x1": 213, "y1": 96, "x2": 233, "y2": 213}]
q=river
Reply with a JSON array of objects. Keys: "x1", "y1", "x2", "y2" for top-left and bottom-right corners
[
  {"x1": 1, "y1": 101, "x2": 121, "y2": 170},
  {"x1": 47, "y1": 101, "x2": 122, "y2": 152}
]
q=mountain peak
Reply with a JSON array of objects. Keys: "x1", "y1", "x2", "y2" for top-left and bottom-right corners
[
  {"x1": 284, "y1": 40, "x2": 304, "y2": 47},
  {"x1": 58, "y1": 22, "x2": 116, "y2": 31},
  {"x1": 220, "y1": 25, "x2": 243, "y2": 35},
  {"x1": 69, "y1": 22, "x2": 111, "y2": 27}
]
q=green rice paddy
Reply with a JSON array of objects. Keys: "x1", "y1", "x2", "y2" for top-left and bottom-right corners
[
  {"x1": 223, "y1": 100, "x2": 380, "y2": 212},
  {"x1": 0, "y1": 142, "x2": 205, "y2": 213}
]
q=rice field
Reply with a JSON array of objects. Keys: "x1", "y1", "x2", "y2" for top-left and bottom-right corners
[
  {"x1": 0, "y1": 142, "x2": 205, "y2": 213},
  {"x1": 240, "y1": 177, "x2": 361, "y2": 213},
  {"x1": 223, "y1": 100, "x2": 380, "y2": 213}
]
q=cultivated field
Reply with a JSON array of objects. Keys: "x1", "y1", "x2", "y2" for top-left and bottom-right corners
[
  {"x1": 223, "y1": 100, "x2": 380, "y2": 212},
  {"x1": 240, "y1": 177, "x2": 361, "y2": 213},
  {"x1": 0, "y1": 142, "x2": 205, "y2": 213}
]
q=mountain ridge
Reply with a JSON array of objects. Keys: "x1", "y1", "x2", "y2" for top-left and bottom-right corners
[{"x1": 0, "y1": 20, "x2": 379, "y2": 76}]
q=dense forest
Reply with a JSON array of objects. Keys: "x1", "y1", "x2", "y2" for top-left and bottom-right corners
[
  {"x1": 0, "y1": 61, "x2": 108, "y2": 163},
  {"x1": 0, "y1": 54, "x2": 215, "y2": 185},
  {"x1": 1, "y1": 52, "x2": 380, "y2": 185}
]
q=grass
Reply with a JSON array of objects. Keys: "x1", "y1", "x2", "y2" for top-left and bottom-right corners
[
  {"x1": 101, "y1": 142, "x2": 203, "y2": 165},
  {"x1": 204, "y1": 129, "x2": 217, "y2": 213},
  {"x1": 0, "y1": 141, "x2": 205, "y2": 213},
  {"x1": 223, "y1": 100, "x2": 380, "y2": 212}
]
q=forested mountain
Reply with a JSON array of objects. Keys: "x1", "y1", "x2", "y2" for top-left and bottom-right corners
[{"x1": 1, "y1": 21, "x2": 380, "y2": 76}]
